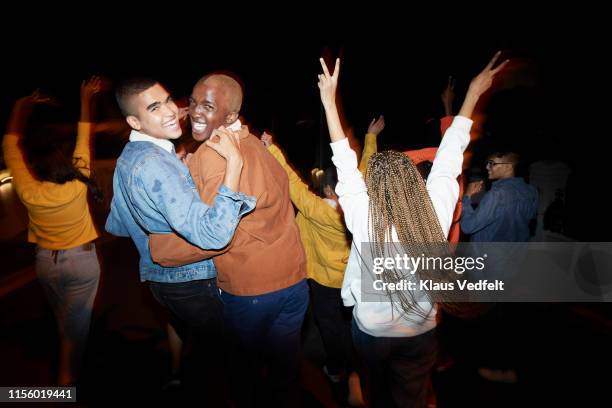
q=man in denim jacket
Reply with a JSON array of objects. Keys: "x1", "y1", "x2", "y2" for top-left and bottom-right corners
[{"x1": 105, "y1": 78, "x2": 255, "y2": 400}]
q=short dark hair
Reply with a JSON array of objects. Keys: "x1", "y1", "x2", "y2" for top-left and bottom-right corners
[
  {"x1": 488, "y1": 151, "x2": 520, "y2": 167},
  {"x1": 115, "y1": 77, "x2": 158, "y2": 116},
  {"x1": 322, "y1": 166, "x2": 338, "y2": 191}
]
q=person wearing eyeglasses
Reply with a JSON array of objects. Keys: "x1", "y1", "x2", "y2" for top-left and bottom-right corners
[
  {"x1": 461, "y1": 152, "x2": 538, "y2": 242},
  {"x1": 459, "y1": 152, "x2": 539, "y2": 386}
]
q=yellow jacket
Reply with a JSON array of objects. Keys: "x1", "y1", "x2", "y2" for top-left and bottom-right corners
[
  {"x1": 267, "y1": 133, "x2": 377, "y2": 288},
  {"x1": 3, "y1": 122, "x2": 99, "y2": 249}
]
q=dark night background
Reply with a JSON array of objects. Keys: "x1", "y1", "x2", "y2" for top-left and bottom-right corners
[
  {"x1": 1, "y1": 10, "x2": 611, "y2": 406},
  {"x1": 1, "y1": 16, "x2": 605, "y2": 239}
]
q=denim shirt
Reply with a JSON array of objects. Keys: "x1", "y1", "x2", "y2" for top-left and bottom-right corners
[
  {"x1": 105, "y1": 141, "x2": 256, "y2": 283},
  {"x1": 461, "y1": 177, "x2": 538, "y2": 242}
]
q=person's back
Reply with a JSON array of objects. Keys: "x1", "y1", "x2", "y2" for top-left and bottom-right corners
[
  {"x1": 2, "y1": 80, "x2": 103, "y2": 386},
  {"x1": 4, "y1": 119, "x2": 98, "y2": 249},
  {"x1": 318, "y1": 53, "x2": 508, "y2": 408}
]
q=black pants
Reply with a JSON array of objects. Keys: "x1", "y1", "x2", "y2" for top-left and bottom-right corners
[
  {"x1": 352, "y1": 323, "x2": 437, "y2": 408},
  {"x1": 149, "y1": 279, "x2": 225, "y2": 405},
  {"x1": 308, "y1": 279, "x2": 355, "y2": 376}
]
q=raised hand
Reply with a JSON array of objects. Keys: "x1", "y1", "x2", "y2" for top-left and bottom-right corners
[
  {"x1": 80, "y1": 76, "x2": 102, "y2": 122},
  {"x1": 467, "y1": 51, "x2": 509, "y2": 99},
  {"x1": 317, "y1": 57, "x2": 346, "y2": 143},
  {"x1": 318, "y1": 57, "x2": 340, "y2": 111},
  {"x1": 261, "y1": 131, "x2": 273, "y2": 148},
  {"x1": 465, "y1": 181, "x2": 484, "y2": 198},
  {"x1": 9, "y1": 90, "x2": 58, "y2": 134},
  {"x1": 441, "y1": 76, "x2": 455, "y2": 116},
  {"x1": 16, "y1": 89, "x2": 56, "y2": 107},
  {"x1": 367, "y1": 115, "x2": 385, "y2": 136},
  {"x1": 81, "y1": 76, "x2": 102, "y2": 102},
  {"x1": 459, "y1": 51, "x2": 509, "y2": 118}
]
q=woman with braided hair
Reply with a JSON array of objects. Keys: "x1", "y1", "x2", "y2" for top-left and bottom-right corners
[{"x1": 318, "y1": 53, "x2": 508, "y2": 407}]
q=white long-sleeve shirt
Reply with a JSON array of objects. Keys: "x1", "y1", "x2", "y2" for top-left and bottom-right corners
[{"x1": 331, "y1": 116, "x2": 472, "y2": 337}]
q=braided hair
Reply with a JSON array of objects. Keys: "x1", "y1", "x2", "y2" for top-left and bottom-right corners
[{"x1": 365, "y1": 151, "x2": 464, "y2": 319}]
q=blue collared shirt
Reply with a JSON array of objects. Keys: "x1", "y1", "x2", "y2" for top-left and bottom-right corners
[
  {"x1": 461, "y1": 177, "x2": 538, "y2": 242},
  {"x1": 105, "y1": 137, "x2": 255, "y2": 283}
]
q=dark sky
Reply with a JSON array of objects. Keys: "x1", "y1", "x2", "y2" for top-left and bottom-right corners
[
  {"x1": 1, "y1": 16, "x2": 607, "y2": 239},
  {"x1": 2, "y1": 30, "x2": 572, "y2": 168}
]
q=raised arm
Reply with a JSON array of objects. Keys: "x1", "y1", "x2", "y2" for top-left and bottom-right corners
[
  {"x1": 441, "y1": 76, "x2": 456, "y2": 117},
  {"x1": 319, "y1": 58, "x2": 369, "y2": 235},
  {"x1": 319, "y1": 58, "x2": 346, "y2": 143},
  {"x1": 358, "y1": 115, "x2": 384, "y2": 174},
  {"x1": 263, "y1": 132, "x2": 345, "y2": 229},
  {"x1": 428, "y1": 51, "x2": 509, "y2": 235},
  {"x1": 3, "y1": 92, "x2": 56, "y2": 191},
  {"x1": 74, "y1": 76, "x2": 101, "y2": 176},
  {"x1": 79, "y1": 76, "x2": 101, "y2": 123},
  {"x1": 458, "y1": 51, "x2": 509, "y2": 119}
]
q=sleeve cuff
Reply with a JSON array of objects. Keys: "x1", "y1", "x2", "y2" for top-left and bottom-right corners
[
  {"x1": 342, "y1": 297, "x2": 356, "y2": 307},
  {"x1": 218, "y1": 184, "x2": 257, "y2": 216},
  {"x1": 450, "y1": 116, "x2": 473, "y2": 132},
  {"x1": 330, "y1": 137, "x2": 351, "y2": 155}
]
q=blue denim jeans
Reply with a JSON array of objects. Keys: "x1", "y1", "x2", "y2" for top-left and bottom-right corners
[
  {"x1": 221, "y1": 279, "x2": 309, "y2": 407},
  {"x1": 352, "y1": 322, "x2": 437, "y2": 408},
  {"x1": 35, "y1": 243, "x2": 101, "y2": 381}
]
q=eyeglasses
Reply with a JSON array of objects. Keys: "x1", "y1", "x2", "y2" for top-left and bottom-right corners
[{"x1": 485, "y1": 160, "x2": 512, "y2": 168}]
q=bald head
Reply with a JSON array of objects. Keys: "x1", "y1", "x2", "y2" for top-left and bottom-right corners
[
  {"x1": 196, "y1": 73, "x2": 243, "y2": 112},
  {"x1": 189, "y1": 73, "x2": 244, "y2": 141}
]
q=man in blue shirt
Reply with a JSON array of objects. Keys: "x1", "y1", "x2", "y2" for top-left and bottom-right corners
[
  {"x1": 460, "y1": 151, "x2": 538, "y2": 384},
  {"x1": 461, "y1": 152, "x2": 538, "y2": 242}
]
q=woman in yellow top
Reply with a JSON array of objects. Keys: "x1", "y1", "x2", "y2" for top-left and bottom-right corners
[
  {"x1": 261, "y1": 116, "x2": 383, "y2": 405},
  {"x1": 3, "y1": 78, "x2": 102, "y2": 386}
]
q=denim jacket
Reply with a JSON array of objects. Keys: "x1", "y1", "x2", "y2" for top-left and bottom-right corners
[{"x1": 105, "y1": 140, "x2": 255, "y2": 283}]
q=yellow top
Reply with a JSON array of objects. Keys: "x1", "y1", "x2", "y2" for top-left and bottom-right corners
[
  {"x1": 267, "y1": 133, "x2": 377, "y2": 288},
  {"x1": 358, "y1": 132, "x2": 377, "y2": 175},
  {"x1": 3, "y1": 122, "x2": 99, "y2": 249}
]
